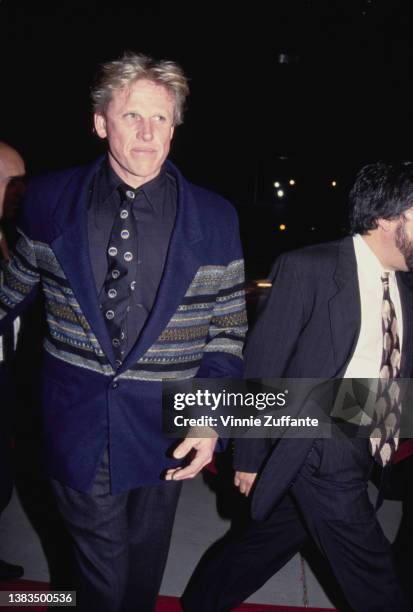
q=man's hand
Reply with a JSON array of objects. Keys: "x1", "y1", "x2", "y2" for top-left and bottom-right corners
[
  {"x1": 0, "y1": 229, "x2": 10, "y2": 262},
  {"x1": 234, "y1": 471, "x2": 257, "y2": 496},
  {"x1": 165, "y1": 431, "x2": 218, "y2": 481}
]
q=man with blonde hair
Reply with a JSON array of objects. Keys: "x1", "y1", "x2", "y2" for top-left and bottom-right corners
[{"x1": 0, "y1": 54, "x2": 246, "y2": 610}]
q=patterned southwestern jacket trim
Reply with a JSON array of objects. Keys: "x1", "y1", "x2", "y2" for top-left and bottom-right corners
[
  {"x1": 1, "y1": 237, "x2": 245, "y2": 380},
  {"x1": 0, "y1": 158, "x2": 247, "y2": 492}
]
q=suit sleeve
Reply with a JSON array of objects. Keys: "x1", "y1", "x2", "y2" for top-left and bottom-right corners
[
  {"x1": 234, "y1": 252, "x2": 306, "y2": 472},
  {"x1": 244, "y1": 253, "x2": 306, "y2": 378},
  {"x1": 197, "y1": 216, "x2": 247, "y2": 379}
]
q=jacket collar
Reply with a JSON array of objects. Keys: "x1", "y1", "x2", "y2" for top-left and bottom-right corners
[
  {"x1": 328, "y1": 236, "x2": 361, "y2": 376},
  {"x1": 397, "y1": 270, "x2": 413, "y2": 377},
  {"x1": 329, "y1": 235, "x2": 413, "y2": 378},
  {"x1": 50, "y1": 157, "x2": 205, "y2": 370}
]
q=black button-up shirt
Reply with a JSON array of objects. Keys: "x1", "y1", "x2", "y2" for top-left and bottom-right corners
[{"x1": 88, "y1": 158, "x2": 177, "y2": 358}]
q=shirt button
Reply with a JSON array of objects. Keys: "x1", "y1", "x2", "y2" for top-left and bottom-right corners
[
  {"x1": 106, "y1": 310, "x2": 115, "y2": 320},
  {"x1": 115, "y1": 359, "x2": 122, "y2": 368},
  {"x1": 126, "y1": 190, "x2": 135, "y2": 199},
  {"x1": 120, "y1": 209, "x2": 129, "y2": 219},
  {"x1": 111, "y1": 382, "x2": 119, "y2": 389},
  {"x1": 112, "y1": 338, "x2": 120, "y2": 347}
]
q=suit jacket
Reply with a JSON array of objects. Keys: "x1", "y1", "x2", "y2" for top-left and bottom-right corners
[
  {"x1": 0, "y1": 157, "x2": 247, "y2": 493},
  {"x1": 235, "y1": 236, "x2": 413, "y2": 520}
]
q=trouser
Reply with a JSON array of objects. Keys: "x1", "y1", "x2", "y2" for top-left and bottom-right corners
[
  {"x1": 51, "y1": 449, "x2": 182, "y2": 612},
  {"x1": 0, "y1": 430, "x2": 12, "y2": 514},
  {"x1": 0, "y1": 363, "x2": 14, "y2": 514},
  {"x1": 389, "y1": 453, "x2": 413, "y2": 607},
  {"x1": 182, "y1": 438, "x2": 410, "y2": 612}
]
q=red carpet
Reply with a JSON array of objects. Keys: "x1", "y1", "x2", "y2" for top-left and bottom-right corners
[{"x1": 0, "y1": 580, "x2": 336, "y2": 611}]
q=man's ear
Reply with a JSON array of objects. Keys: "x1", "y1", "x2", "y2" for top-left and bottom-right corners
[
  {"x1": 377, "y1": 217, "x2": 393, "y2": 232},
  {"x1": 94, "y1": 113, "x2": 107, "y2": 139}
]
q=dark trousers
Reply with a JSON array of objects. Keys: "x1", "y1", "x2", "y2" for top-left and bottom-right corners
[
  {"x1": 182, "y1": 438, "x2": 410, "y2": 612},
  {"x1": 0, "y1": 430, "x2": 12, "y2": 514},
  {"x1": 51, "y1": 450, "x2": 182, "y2": 612},
  {"x1": 390, "y1": 454, "x2": 413, "y2": 607},
  {"x1": 0, "y1": 363, "x2": 13, "y2": 515}
]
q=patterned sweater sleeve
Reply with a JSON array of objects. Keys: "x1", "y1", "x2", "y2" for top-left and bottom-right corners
[
  {"x1": 197, "y1": 216, "x2": 247, "y2": 379},
  {"x1": 0, "y1": 228, "x2": 40, "y2": 331}
]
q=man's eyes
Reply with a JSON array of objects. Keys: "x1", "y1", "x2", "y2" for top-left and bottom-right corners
[
  {"x1": 124, "y1": 113, "x2": 140, "y2": 121},
  {"x1": 124, "y1": 113, "x2": 167, "y2": 122}
]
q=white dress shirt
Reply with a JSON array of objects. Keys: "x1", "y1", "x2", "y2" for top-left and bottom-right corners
[{"x1": 344, "y1": 234, "x2": 403, "y2": 379}]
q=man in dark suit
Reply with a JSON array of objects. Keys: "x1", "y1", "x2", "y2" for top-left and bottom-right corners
[
  {"x1": 0, "y1": 141, "x2": 25, "y2": 581},
  {"x1": 182, "y1": 162, "x2": 413, "y2": 611},
  {"x1": 0, "y1": 53, "x2": 246, "y2": 611}
]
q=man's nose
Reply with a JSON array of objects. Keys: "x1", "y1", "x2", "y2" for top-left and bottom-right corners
[{"x1": 137, "y1": 118, "x2": 153, "y2": 141}]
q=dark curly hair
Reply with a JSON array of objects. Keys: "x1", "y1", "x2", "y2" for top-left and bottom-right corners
[{"x1": 349, "y1": 161, "x2": 413, "y2": 234}]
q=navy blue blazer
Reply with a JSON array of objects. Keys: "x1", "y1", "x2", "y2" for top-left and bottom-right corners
[
  {"x1": 0, "y1": 158, "x2": 247, "y2": 493},
  {"x1": 235, "y1": 237, "x2": 413, "y2": 520}
]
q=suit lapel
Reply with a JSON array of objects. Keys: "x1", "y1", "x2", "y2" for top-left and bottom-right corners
[
  {"x1": 49, "y1": 159, "x2": 207, "y2": 371},
  {"x1": 328, "y1": 239, "x2": 413, "y2": 378},
  {"x1": 50, "y1": 158, "x2": 116, "y2": 366},
  {"x1": 397, "y1": 272, "x2": 413, "y2": 377},
  {"x1": 121, "y1": 162, "x2": 204, "y2": 371},
  {"x1": 328, "y1": 237, "x2": 361, "y2": 376}
]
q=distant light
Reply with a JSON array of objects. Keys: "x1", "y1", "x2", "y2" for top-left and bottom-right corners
[
  {"x1": 289, "y1": 179, "x2": 295, "y2": 186},
  {"x1": 277, "y1": 189, "x2": 284, "y2": 198},
  {"x1": 279, "y1": 224, "x2": 287, "y2": 231},
  {"x1": 257, "y1": 281, "x2": 272, "y2": 288},
  {"x1": 310, "y1": 226, "x2": 316, "y2": 231},
  {"x1": 274, "y1": 181, "x2": 280, "y2": 188},
  {"x1": 331, "y1": 180, "x2": 337, "y2": 187},
  {"x1": 277, "y1": 52, "x2": 300, "y2": 65},
  {"x1": 277, "y1": 53, "x2": 289, "y2": 65}
]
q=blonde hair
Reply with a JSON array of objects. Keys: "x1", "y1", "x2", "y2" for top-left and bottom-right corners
[{"x1": 91, "y1": 52, "x2": 190, "y2": 125}]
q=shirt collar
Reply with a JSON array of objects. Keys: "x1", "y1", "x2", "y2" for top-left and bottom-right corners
[
  {"x1": 129, "y1": 167, "x2": 167, "y2": 214},
  {"x1": 95, "y1": 157, "x2": 122, "y2": 205},
  {"x1": 101, "y1": 156, "x2": 167, "y2": 214},
  {"x1": 353, "y1": 233, "x2": 396, "y2": 285}
]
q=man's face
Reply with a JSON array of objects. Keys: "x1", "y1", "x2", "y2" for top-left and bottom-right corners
[
  {"x1": 0, "y1": 146, "x2": 25, "y2": 219},
  {"x1": 94, "y1": 79, "x2": 175, "y2": 188},
  {"x1": 394, "y1": 209, "x2": 413, "y2": 271}
]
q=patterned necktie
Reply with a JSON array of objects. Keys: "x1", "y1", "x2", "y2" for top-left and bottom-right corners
[
  {"x1": 369, "y1": 272, "x2": 402, "y2": 466},
  {"x1": 101, "y1": 185, "x2": 138, "y2": 368}
]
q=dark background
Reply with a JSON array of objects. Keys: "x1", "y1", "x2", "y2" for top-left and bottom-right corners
[{"x1": 2, "y1": 0, "x2": 413, "y2": 278}]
